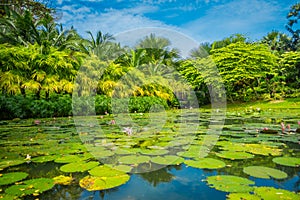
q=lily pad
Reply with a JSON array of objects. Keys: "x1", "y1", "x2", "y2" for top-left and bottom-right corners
[
  {"x1": 118, "y1": 155, "x2": 150, "y2": 165},
  {"x1": 227, "y1": 193, "x2": 261, "y2": 200},
  {"x1": 5, "y1": 178, "x2": 55, "y2": 197},
  {"x1": 54, "y1": 155, "x2": 86, "y2": 163},
  {"x1": 79, "y1": 174, "x2": 130, "y2": 191},
  {"x1": 60, "y1": 161, "x2": 99, "y2": 173},
  {"x1": 89, "y1": 165, "x2": 126, "y2": 177},
  {"x1": 272, "y1": 157, "x2": 300, "y2": 167},
  {"x1": 79, "y1": 165, "x2": 130, "y2": 191},
  {"x1": 53, "y1": 175, "x2": 73, "y2": 185},
  {"x1": 31, "y1": 155, "x2": 58, "y2": 163},
  {"x1": 254, "y1": 187, "x2": 300, "y2": 200},
  {"x1": 106, "y1": 164, "x2": 133, "y2": 173},
  {"x1": 184, "y1": 158, "x2": 226, "y2": 169},
  {"x1": 216, "y1": 151, "x2": 254, "y2": 160},
  {"x1": 243, "y1": 166, "x2": 288, "y2": 179},
  {"x1": 206, "y1": 175, "x2": 255, "y2": 193},
  {"x1": 150, "y1": 155, "x2": 184, "y2": 165},
  {"x1": 0, "y1": 172, "x2": 28, "y2": 186},
  {"x1": 0, "y1": 160, "x2": 26, "y2": 170}
]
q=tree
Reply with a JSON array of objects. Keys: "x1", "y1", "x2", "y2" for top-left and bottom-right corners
[
  {"x1": 261, "y1": 31, "x2": 291, "y2": 53},
  {"x1": 211, "y1": 42, "x2": 279, "y2": 102},
  {"x1": 286, "y1": 3, "x2": 300, "y2": 50},
  {"x1": 211, "y1": 34, "x2": 248, "y2": 50}
]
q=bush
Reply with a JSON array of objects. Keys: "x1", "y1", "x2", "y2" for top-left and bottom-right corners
[{"x1": 0, "y1": 94, "x2": 171, "y2": 120}]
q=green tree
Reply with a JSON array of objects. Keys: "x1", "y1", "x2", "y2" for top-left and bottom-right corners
[
  {"x1": 211, "y1": 42, "x2": 278, "y2": 102},
  {"x1": 261, "y1": 31, "x2": 292, "y2": 53},
  {"x1": 286, "y1": 3, "x2": 300, "y2": 50}
]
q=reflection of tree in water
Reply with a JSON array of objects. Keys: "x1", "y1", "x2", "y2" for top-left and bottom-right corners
[{"x1": 139, "y1": 165, "x2": 181, "y2": 187}]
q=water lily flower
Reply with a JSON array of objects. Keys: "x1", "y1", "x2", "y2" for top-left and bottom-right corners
[
  {"x1": 123, "y1": 127, "x2": 133, "y2": 136},
  {"x1": 33, "y1": 120, "x2": 40, "y2": 125},
  {"x1": 298, "y1": 121, "x2": 300, "y2": 126},
  {"x1": 25, "y1": 154, "x2": 31, "y2": 160},
  {"x1": 110, "y1": 120, "x2": 116, "y2": 125}
]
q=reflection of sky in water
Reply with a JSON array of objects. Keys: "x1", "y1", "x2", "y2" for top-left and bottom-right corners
[
  {"x1": 80, "y1": 165, "x2": 226, "y2": 200},
  {"x1": 79, "y1": 164, "x2": 300, "y2": 200}
]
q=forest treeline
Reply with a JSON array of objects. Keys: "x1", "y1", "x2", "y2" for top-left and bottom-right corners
[{"x1": 0, "y1": 1, "x2": 300, "y2": 119}]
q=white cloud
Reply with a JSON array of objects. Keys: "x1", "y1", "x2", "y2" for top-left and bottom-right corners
[{"x1": 182, "y1": 0, "x2": 283, "y2": 42}]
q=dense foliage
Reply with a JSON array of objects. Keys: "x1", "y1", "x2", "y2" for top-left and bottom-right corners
[{"x1": 1, "y1": 2, "x2": 300, "y2": 119}]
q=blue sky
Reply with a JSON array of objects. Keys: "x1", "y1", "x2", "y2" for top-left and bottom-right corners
[{"x1": 53, "y1": 0, "x2": 298, "y2": 44}]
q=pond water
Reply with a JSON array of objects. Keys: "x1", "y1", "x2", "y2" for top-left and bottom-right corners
[{"x1": 0, "y1": 108, "x2": 299, "y2": 200}]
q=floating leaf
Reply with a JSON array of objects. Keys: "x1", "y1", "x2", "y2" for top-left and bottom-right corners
[
  {"x1": 150, "y1": 155, "x2": 184, "y2": 165},
  {"x1": 89, "y1": 165, "x2": 126, "y2": 177},
  {"x1": 60, "y1": 161, "x2": 99, "y2": 173},
  {"x1": 79, "y1": 175, "x2": 130, "y2": 191},
  {"x1": 79, "y1": 165, "x2": 130, "y2": 191},
  {"x1": 184, "y1": 158, "x2": 226, "y2": 169},
  {"x1": 243, "y1": 166, "x2": 288, "y2": 179},
  {"x1": 206, "y1": 175, "x2": 254, "y2": 193},
  {"x1": 118, "y1": 155, "x2": 150, "y2": 165},
  {"x1": 106, "y1": 164, "x2": 133, "y2": 173},
  {"x1": 254, "y1": 187, "x2": 300, "y2": 200},
  {"x1": 216, "y1": 151, "x2": 254, "y2": 160},
  {"x1": 272, "y1": 157, "x2": 300, "y2": 167},
  {"x1": 227, "y1": 193, "x2": 261, "y2": 200},
  {"x1": 5, "y1": 178, "x2": 55, "y2": 197},
  {"x1": 0, "y1": 172, "x2": 28, "y2": 186},
  {"x1": 53, "y1": 175, "x2": 73, "y2": 185},
  {"x1": 0, "y1": 160, "x2": 26, "y2": 170},
  {"x1": 31, "y1": 155, "x2": 58, "y2": 163},
  {"x1": 140, "y1": 149, "x2": 169, "y2": 156},
  {"x1": 54, "y1": 155, "x2": 87, "y2": 163}
]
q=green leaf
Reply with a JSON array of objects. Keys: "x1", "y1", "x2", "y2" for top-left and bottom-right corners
[
  {"x1": 272, "y1": 157, "x2": 300, "y2": 167},
  {"x1": 0, "y1": 172, "x2": 28, "y2": 186},
  {"x1": 184, "y1": 158, "x2": 226, "y2": 169},
  {"x1": 227, "y1": 193, "x2": 261, "y2": 200},
  {"x1": 216, "y1": 151, "x2": 254, "y2": 160},
  {"x1": 150, "y1": 155, "x2": 184, "y2": 165},
  {"x1": 118, "y1": 155, "x2": 150, "y2": 165},
  {"x1": 254, "y1": 187, "x2": 300, "y2": 200},
  {"x1": 243, "y1": 166, "x2": 288, "y2": 179},
  {"x1": 206, "y1": 175, "x2": 254, "y2": 193},
  {"x1": 5, "y1": 178, "x2": 55, "y2": 197},
  {"x1": 79, "y1": 175, "x2": 130, "y2": 191},
  {"x1": 60, "y1": 161, "x2": 99, "y2": 173}
]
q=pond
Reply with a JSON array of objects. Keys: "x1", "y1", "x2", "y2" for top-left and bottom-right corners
[{"x1": 0, "y1": 108, "x2": 299, "y2": 200}]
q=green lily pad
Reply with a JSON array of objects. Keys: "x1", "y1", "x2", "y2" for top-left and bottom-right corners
[
  {"x1": 79, "y1": 174, "x2": 130, "y2": 191},
  {"x1": 0, "y1": 172, "x2": 28, "y2": 186},
  {"x1": 89, "y1": 165, "x2": 126, "y2": 177},
  {"x1": 54, "y1": 155, "x2": 87, "y2": 163},
  {"x1": 106, "y1": 164, "x2": 133, "y2": 173},
  {"x1": 0, "y1": 160, "x2": 26, "y2": 170},
  {"x1": 272, "y1": 157, "x2": 300, "y2": 167},
  {"x1": 206, "y1": 175, "x2": 255, "y2": 193},
  {"x1": 53, "y1": 175, "x2": 73, "y2": 185},
  {"x1": 140, "y1": 149, "x2": 169, "y2": 156},
  {"x1": 118, "y1": 155, "x2": 150, "y2": 165},
  {"x1": 31, "y1": 155, "x2": 59, "y2": 163},
  {"x1": 79, "y1": 165, "x2": 130, "y2": 191},
  {"x1": 5, "y1": 178, "x2": 55, "y2": 197},
  {"x1": 150, "y1": 155, "x2": 184, "y2": 165},
  {"x1": 60, "y1": 161, "x2": 99, "y2": 173},
  {"x1": 227, "y1": 193, "x2": 261, "y2": 200},
  {"x1": 216, "y1": 151, "x2": 254, "y2": 160},
  {"x1": 243, "y1": 166, "x2": 288, "y2": 179},
  {"x1": 184, "y1": 158, "x2": 226, "y2": 169},
  {"x1": 254, "y1": 187, "x2": 300, "y2": 200}
]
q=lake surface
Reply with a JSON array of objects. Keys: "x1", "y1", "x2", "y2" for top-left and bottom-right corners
[{"x1": 0, "y1": 108, "x2": 299, "y2": 200}]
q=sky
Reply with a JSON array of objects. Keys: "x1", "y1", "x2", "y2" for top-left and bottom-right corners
[{"x1": 51, "y1": 0, "x2": 298, "y2": 46}]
